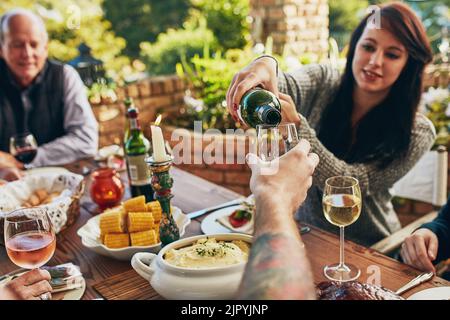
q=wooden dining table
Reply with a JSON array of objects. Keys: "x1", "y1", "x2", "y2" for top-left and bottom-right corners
[{"x1": 0, "y1": 158, "x2": 448, "y2": 300}]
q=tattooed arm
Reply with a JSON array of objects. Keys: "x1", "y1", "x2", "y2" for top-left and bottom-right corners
[{"x1": 237, "y1": 140, "x2": 319, "y2": 300}]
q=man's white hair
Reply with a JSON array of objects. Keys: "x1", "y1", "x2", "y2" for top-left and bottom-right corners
[{"x1": 0, "y1": 8, "x2": 48, "y2": 46}]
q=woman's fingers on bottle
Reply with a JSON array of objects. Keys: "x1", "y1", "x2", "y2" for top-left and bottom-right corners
[
  {"x1": 264, "y1": 80, "x2": 279, "y2": 98},
  {"x1": 279, "y1": 94, "x2": 301, "y2": 125},
  {"x1": 231, "y1": 75, "x2": 259, "y2": 115},
  {"x1": 226, "y1": 73, "x2": 239, "y2": 118}
]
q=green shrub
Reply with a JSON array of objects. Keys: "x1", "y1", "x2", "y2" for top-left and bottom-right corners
[
  {"x1": 420, "y1": 85, "x2": 450, "y2": 147},
  {"x1": 140, "y1": 18, "x2": 216, "y2": 75},
  {"x1": 191, "y1": 0, "x2": 250, "y2": 51},
  {"x1": 170, "y1": 45, "x2": 288, "y2": 131}
]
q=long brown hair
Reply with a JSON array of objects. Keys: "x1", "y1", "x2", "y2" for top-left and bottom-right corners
[{"x1": 318, "y1": 2, "x2": 433, "y2": 168}]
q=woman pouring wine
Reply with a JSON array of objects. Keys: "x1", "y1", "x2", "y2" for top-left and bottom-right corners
[{"x1": 226, "y1": 2, "x2": 435, "y2": 246}]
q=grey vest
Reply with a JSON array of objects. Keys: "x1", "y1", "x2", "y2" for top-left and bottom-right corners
[{"x1": 0, "y1": 59, "x2": 65, "y2": 152}]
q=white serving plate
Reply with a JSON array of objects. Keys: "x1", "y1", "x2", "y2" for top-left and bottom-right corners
[
  {"x1": 201, "y1": 205, "x2": 253, "y2": 235},
  {"x1": 407, "y1": 286, "x2": 450, "y2": 300},
  {"x1": 77, "y1": 206, "x2": 190, "y2": 261}
]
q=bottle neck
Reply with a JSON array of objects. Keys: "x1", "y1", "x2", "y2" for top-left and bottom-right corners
[
  {"x1": 256, "y1": 105, "x2": 282, "y2": 125},
  {"x1": 129, "y1": 117, "x2": 141, "y2": 131}
]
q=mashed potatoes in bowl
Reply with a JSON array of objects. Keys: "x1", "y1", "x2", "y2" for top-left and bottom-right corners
[
  {"x1": 131, "y1": 233, "x2": 252, "y2": 299},
  {"x1": 164, "y1": 237, "x2": 250, "y2": 269}
]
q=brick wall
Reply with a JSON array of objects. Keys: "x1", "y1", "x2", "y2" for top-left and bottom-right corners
[
  {"x1": 162, "y1": 126, "x2": 253, "y2": 196},
  {"x1": 249, "y1": 0, "x2": 329, "y2": 57},
  {"x1": 91, "y1": 75, "x2": 253, "y2": 196},
  {"x1": 91, "y1": 75, "x2": 186, "y2": 147}
]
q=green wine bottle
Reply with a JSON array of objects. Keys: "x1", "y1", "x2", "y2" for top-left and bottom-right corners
[
  {"x1": 125, "y1": 108, "x2": 154, "y2": 202},
  {"x1": 238, "y1": 88, "x2": 282, "y2": 128},
  {"x1": 123, "y1": 97, "x2": 135, "y2": 146}
]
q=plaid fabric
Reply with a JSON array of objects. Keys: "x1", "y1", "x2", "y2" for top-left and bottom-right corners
[{"x1": 278, "y1": 64, "x2": 436, "y2": 246}]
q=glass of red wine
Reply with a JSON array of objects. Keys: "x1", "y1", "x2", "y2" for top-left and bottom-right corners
[
  {"x1": 9, "y1": 133, "x2": 38, "y2": 167},
  {"x1": 4, "y1": 207, "x2": 56, "y2": 270}
]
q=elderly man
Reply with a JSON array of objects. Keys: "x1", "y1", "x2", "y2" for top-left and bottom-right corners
[{"x1": 0, "y1": 8, "x2": 98, "y2": 179}]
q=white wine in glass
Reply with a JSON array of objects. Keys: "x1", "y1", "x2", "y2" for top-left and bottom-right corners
[
  {"x1": 256, "y1": 123, "x2": 299, "y2": 161},
  {"x1": 322, "y1": 176, "x2": 361, "y2": 282}
]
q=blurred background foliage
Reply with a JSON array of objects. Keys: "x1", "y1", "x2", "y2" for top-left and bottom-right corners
[
  {"x1": 0, "y1": 0, "x2": 448, "y2": 132},
  {"x1": 1, "y1": 0, "x2": 447, "y2": 78},
  {"x1": 0, "y1": 0, "x2": 131, "y2": 82},
  {"x1": 102, "y1": 0, "x2": 190, "y2": 59}
]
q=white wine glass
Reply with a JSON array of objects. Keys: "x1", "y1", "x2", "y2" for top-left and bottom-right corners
[
  {"x1": 256, "y1": 123, "x2": 299, "y2": 161},
  {"x1": 322, "y1": 176, "x2": 362, "y2": 282}
]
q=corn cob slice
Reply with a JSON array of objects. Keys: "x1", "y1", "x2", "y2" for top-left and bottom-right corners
[
  {"x1": 123, "y1": 196, "x2": 147, "y2": 213},
  {"x1": 146, "y1": 201, "x2": 162, "y2": 222},
  {"x1": 128, "y1": 212, "x2": 155, "y2": 232},
  {"x1": 99, "y1": 209, "x2": 125, "y2": 234},
  {"x1": 103, "y1": 233, "x2": 130, "y2": 248},
  {"x1": 130, "y1": 230, "x2": 158, "y2": 246}
]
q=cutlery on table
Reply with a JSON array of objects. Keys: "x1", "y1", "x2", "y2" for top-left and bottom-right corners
[
  {"x1": 395, "y1": 272, "x2": 434, "y2": 295},
  {"x1": 186, "y1": 198, "x2": 245, "y2": 219}
]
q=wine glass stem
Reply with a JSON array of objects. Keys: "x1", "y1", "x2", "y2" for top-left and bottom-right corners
[{"x1": 339, "y1": 226, "x2": 345, "y2": 268}]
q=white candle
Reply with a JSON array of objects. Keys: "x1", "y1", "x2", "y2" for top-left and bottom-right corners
[{"x1": 151, "y1": 125, "x2": 169, "y2": 162}]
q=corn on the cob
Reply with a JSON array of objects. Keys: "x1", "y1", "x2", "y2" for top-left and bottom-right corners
[
  {"x1": 99, "y1": 210, "x2": 125, "y2": 234},
  {"x1": 128, "y1": 212, "x2": 155, "y2": 232},
  {"x1": 130, "y1": 230, "x2": 158, "y2": 246},
  {"x1": 123, "y1": 196, "x2": 147, "y2": 213},
  {"x1": 146, "y1": 201, "x2": 162, "y2": 222},
  {"x1": 103, "y1": 233, "x2": 130, "y2": 248}
]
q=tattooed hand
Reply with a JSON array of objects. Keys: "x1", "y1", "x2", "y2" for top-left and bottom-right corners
[
  {"x1": 237, "y1": 139, "x2": 319, "y2": 300},
  {"x1": 246, "y1": 139, "x2": 319, "y2": 215}
]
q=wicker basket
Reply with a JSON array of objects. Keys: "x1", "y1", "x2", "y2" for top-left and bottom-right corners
[
  {"x1": 0, "y1": 172, "x2": 85, "y2": 244},
  {"x1": 57, "y1": 179, "x2": 85, "y2": 233}
]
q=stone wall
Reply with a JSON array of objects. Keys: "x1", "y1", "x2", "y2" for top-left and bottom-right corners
[{"x1": 249, "y1": 0, "x2": 329, "y2": 57}]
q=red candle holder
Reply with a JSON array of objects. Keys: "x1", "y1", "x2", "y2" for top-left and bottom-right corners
[{"x1": 90, "y1": 168, "x2": 124, "y2": 211}]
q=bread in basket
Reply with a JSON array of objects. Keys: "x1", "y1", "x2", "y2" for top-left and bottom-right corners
[{"x1": 0, "y1": 172, "x2": 85, "y2": 239}]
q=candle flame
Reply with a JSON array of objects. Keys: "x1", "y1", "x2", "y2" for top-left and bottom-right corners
[{"x1": 154, "y1": 114, "x2": 162, "y2": 126}]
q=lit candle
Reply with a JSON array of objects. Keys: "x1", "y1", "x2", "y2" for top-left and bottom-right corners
[{"x1": 151, "y1": 125, "x2": 169, "y2": 162}]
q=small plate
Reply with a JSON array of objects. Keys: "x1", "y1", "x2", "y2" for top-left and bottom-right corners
[
  {"x1": 201, "y1": 205, "x2": 252, "y2": 235},
  {"x1": 0, "y1": 272, "x2": 86, "y2": 300},
  {"x1": 24, "y1": 167, "x2": 70, "y2": 176},
  {"x1": 407, "y1": 287, "x2": 450, "y2": 300},
  {"x1": 77, "y1": 206, "x2": 191, "y2": 261},
  {"x1": 95, "y1": 145, "x2": 124, "y2": 161}
]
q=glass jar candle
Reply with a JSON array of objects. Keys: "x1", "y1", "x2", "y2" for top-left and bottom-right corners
[{"x1": 90, "y1": 168, "x2": 124, "y2": 211}]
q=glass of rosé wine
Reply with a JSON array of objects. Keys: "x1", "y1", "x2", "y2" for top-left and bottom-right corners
[{"x1": 4, "y1": 207, "x2": 56, "y2": 270}]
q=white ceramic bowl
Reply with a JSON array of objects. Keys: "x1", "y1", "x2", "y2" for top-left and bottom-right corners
[
  {"x1": 131, "y1": 233, "x2": 252, "y2": 300},
  {"x1": 77, "y1": 206, "x2": 190, "y2": 261}
]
